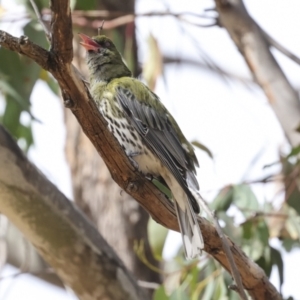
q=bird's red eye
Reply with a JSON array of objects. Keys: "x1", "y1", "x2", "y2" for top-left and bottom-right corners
[{"x1": 105, "y1": 41, "x2": 110, "y2": 47}]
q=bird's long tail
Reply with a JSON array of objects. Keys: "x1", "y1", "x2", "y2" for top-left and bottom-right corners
[{"x1": 174, "y1": 195, "x2": 204, "y2": 259}]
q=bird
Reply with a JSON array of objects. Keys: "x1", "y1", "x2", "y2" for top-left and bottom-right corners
[{"x1": 79, "y1": 33, "x2": 204, "y2": 259}]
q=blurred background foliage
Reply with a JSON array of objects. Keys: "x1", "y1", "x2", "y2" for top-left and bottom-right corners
[{"x1": 0, "y1": 0, "x2": 300, "y2": 299}]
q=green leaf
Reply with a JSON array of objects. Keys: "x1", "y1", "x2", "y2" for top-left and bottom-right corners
[
  {"x1": 164, "y1": 259, "x2": 184, "y2": 295},
  {"x1": 70, "y1": 0, "x2": 77, "y2": 10},
  {"x1": 0, "y1": 76, "x2": 26, "y2": 106},
  {"x1": 2, "y1": 98, "x2": 22, "y2": 137},
  {"x1": 0, "y1": 46, "x2": 38, "y2": 149},
  {"x1": 241, "y1": 220, "x2": 269, "y2": 261},
  {"x1": 170, "y1": 289, "x2": 190, "y2": 300},
  {"x1": 39, "y1": 69, "x2": 59, "y2": 95},
  {"x1": 242, "y1": 220, "x2": 252, "y2": 240},
  {"x1": 243, "y1": 239, "x2": 264, "y2": 261},
  {"x1": 286, "y1": 186, "x2": 300, "y2": 215},
  {"x1": 0, "y1": 20, "x2": 48, "y2": 149},
  {"x1": 192, "y1": 141, "x2": 213, "y2": 159},
  {"x1": 285, "y1": 208, "x2": 300, "y2": 240},
  {"x1": 201, "y1": 279, "x2": 215, "y2": 300},
  {"x1": 213, "y1": 277, "x2": 227, "y2": 300},
  {"x1": 153, "y1": 286, "x2": 169, "y2": 300},
  {"x1": 256, "y1": 254, "x2": 272, "y2": 277},
  {"x1": 210, "y1": 186, "x2": 234, "y2": 212},
  {"x1": 257, "y1": 220, "x2": 270, "y2": 246},
  {"x1": 286, "y1": 144, "x2": 300, "y2": 159},
  {"x1": 282, "y1": 238, "x2": 300, "y2": 252},
  {"x1": 271, "y1": 247, "x2": 284, "y2": 290},
  {"x1": 24, "y1": 20, "x2": 48, "y2": 48},
  {"x1": 188, "y1": 265, "x2": 201, "y2": 295},
  {"x1": 152, "y1": 178, "x2": 172, "y2": 199},
  {"x1": 233, "y1": 184, "x2": 259, "y2": 217},
  {"x1": 217, "y1": 212, "x2": 242, "y2": 243},
  {"x1": 148, "y1": 218, "x2": 168, "y2": 260},
  {"x1": 74, "y1": 0, "x2": 96, "y2": 10}
]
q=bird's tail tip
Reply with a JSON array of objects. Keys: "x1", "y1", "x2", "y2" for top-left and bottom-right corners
[
  {"x1": 183, "y1": 223, "x2": 204, "y2": 259},
  {"x1": 175, "y1": 201, "x2": 204, "y2": 260}
]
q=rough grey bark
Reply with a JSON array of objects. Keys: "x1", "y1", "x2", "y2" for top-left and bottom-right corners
[
  {"x1": 215, "y1": 0, "x2": 300, "y2": 146},
  {"x1": 0, "y1": 125, "x2": 148, "y2": 300},
  {"x1": 4, "y1": 222, "x2": 63, "y2": 287}
]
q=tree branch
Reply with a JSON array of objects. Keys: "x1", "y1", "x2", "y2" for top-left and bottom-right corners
[
  {"x1": 263, "y1": 30, "x2": 300, "y2": 66},
  {"x1": 0, "y1": 29, "x2": 281, "y2": 300},
  {"x1": 50, "y1": 0, "x2": 73, "y2": 63},
  {"x1": 0, "y1": 32, "x2": 49, "y2": 70},
  {"x1": 29, "y1": 0, "x2": 51, "y2": 41},
  {"x1": 0, "y1": 125, "x2": 147, "y2": 300},
  {"x1": 163, "y1": 56, "x2": 256, "y2": 88},
  {"x1": 215, "y1": 0, "x2": 300, "y2": 147}
]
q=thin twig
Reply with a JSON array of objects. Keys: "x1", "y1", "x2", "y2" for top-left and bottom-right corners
[
  {"x1": 39, "y1": 9, "x2": 218, "y2": 29},
  {"x1": 163, "y1": 56, "x2": 256, "y2": 88},
  {"x1": 102, "y1": 15, "x2": 216, "y2": 30},
  {"x1": 29, "y1": 0, "x2": 51, "y2": 42},
  {"x1": 263, "y1": 30, "x2": 300, "y2": 66},
  {"x1": 240, "y1": 209, "x2": 288, "y2": 220},
  {"x1": 196, "y1": 195, "x2": 248, "y2": 300},
  {"x1": 137, "y1": 280, "x2": 160, "y2": 290},
  {"x1": 69, "y1": 10, "x2": 215, "y2": 20}
]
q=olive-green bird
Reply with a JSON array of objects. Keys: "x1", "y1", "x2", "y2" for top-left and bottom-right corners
[{"x1": 79, "y1": 33, "x2": 204, "y2": 259}]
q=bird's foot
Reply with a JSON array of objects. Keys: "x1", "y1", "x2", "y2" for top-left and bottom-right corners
[{"x1": 145, "y1": 174, "x2": 154, "y2": 181}]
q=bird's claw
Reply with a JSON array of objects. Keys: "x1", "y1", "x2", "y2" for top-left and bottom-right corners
[{"x1": 128, "y1": 151, "x2": 141, "y2": 169}]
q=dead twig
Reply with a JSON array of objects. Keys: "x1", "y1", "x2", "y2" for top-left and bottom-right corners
[{"x1": 29, "y1": 0, "x2": 51, "y2": 41}]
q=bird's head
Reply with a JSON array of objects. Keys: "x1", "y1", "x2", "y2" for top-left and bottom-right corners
[{"x1": 79, "y1": 34, "x2": 131, "y2": 82}]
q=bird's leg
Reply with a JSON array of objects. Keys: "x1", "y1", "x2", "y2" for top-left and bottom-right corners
[{"x1": 127, "y1": 151, "x2": 141, "y2": 169}]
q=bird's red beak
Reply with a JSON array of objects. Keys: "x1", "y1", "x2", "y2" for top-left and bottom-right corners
[{"x1": 78, "y1": 33, "x2": 100, "y2": 51}]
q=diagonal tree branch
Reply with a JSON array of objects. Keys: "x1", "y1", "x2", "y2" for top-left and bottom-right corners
[
  {"x1": 0, "y1": 125, "x2": 147, "y2": 300},
  {"x1": 50, "y1": 0, "x2": 72, "y2": 63},
  {"x1": 215, "y1": 0, "x2": 300, "y2": 147},
  {"x1": 0, "y1": 29, "x2": 281, "y2": 300},
  {"x1": 263, "y1": 30, "x2": 300, "y2": 66}
]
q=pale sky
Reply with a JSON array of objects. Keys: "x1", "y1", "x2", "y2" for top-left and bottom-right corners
[{"x1": 1, "y1": 0, "x2": 300, "y2": 299}]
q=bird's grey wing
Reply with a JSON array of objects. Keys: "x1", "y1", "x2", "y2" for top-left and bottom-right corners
[{"x1": 115, "y1": 87, "x2": 200, "y2": 213}]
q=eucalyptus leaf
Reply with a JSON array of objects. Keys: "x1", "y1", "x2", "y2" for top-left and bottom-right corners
[
  {"x1": 192, "y1": 141, "x2": 213, "y2": 159},
  {"x1": 233, "y1": 184, "x2": 259, "y2": 217},
  {"x1": 74, "y1": 0, "x2": 96, "y2": 10},
  {"x1": 201, "y1": 279, "x2": 215, "y2": 300},
  {"x1": 210, "y1": 186, "x2": 234, "y2": 212},
  {"x1": 170, "y1": 289, "x2": 190, "y2": 300},
  {"x1": 286, "y1": 145, "x2": 300, "y2": 159},
  {"x1": 24, "y1": 20, "x2": 48, "y2": 48},
  {"x1": 153, "y1": 286, "x2": 170, "y2": 300},
  {"x1": 148, "y1": 218, "x2": 168, "y2": 260},
  {"x1": 282, "y1": 238, "x2": 300, "y2": 252},
  {"x1": 152, "y1": 178, "x2": 172, "y2": 199},
  {"x1": 39, "y1": 69, "x2": 59, "y2": 95},
  {"x1": 271, "y1": 247, "x2": 284, "y2": 290}
]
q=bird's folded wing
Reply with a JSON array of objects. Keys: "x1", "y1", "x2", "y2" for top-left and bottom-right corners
[{"x1": 115, "y1": 86, "x2": 200, "y2": 213}]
